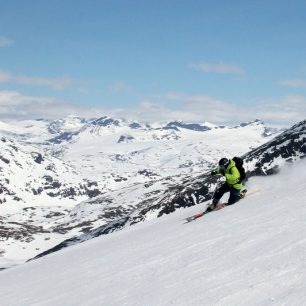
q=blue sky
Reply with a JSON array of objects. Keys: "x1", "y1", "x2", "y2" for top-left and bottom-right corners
[{"x1": 0, "y1": 0, "x2": 306, "y2": 126}]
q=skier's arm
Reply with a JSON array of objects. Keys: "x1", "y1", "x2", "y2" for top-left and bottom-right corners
[
  {"x1": 214, "y1": 167, "x2": 223, "y2": 175},
  {"x1": 211, "y1": 167, "x2": 222, "y2": 175}
]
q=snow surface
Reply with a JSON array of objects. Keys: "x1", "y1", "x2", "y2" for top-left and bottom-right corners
[
  {"x1": 1, "y1": 118, "x2": 278, "y2": 266},
  {"x1": 1, "y1": 160, "x2": 306, "y2": 305}
]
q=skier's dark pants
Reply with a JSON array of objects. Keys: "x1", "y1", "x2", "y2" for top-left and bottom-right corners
[{"x1": 212, "y1": 183, "x2": 241, "y2": 205}]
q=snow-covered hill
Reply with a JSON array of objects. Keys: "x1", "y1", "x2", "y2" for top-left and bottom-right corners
[
  {"x1": 0, "y1": 135, "x2": 102, "y2": 205},
  {"x1": 0, "y1": 159, "x2": 306, "y2": 305},
  {"x1": 244, "y1": 119, "x2": 306, "y2": 175},
  {"x1": 0, "y1": 116, "x2": 301, "y2": 269},
  {"x1": 29, "y1": 119, "x2": 306, "y2": 260},
  {"x1": 0, "y1": 117, "x2": 279, "y2": 265}
]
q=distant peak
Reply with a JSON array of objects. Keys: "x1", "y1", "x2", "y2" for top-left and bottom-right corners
[
  {"x1": 129, "y1": 121, "x2": 142, "y2": 129},
  {"x1": 91, "y1": 116, "x2": 121, "y2": 127},
  {"x1": 166, "y1": 121, "x2": 211, "y2": 132},
  {"x1": 239, "y1": 119, "x2": 264, "y2": 127}
]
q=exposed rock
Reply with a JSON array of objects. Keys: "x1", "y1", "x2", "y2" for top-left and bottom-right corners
[
  {"x1": 118, "y1": 134, "x2": 135, "y2": 143},
  {"x1": 166, "y1": 121, "x2": 211, "y2": 132},
  {"x1": 31, "y1": 152, "x2": 44, "y2": 164},
  {"x1": 0, "y1": 156, "x2": 10, "y2": 164}
]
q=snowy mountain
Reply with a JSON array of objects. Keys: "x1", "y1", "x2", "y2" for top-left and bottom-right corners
[
  {"x1": 30, "y1": 119, "x2": 306, "y2": 260},
  {"x1": 1, "y1": 159, "x2": 306, "y2": 305},
  {"x1": 244, "y1": 119, "x2": 306, "y2": 175},
  {"x1": 0, "y1": 135, "x2": 102, "y2": 205},
  {"x1": 166, "y1": 120, "x2": 213, "y2": 131},
  {"x1": 0, "y1": 116, "x2": 295, "y2": 268}
]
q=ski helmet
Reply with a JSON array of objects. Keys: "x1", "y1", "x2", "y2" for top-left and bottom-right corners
[{"x1": 219, "y1": 158, "x2": 229, "y2": 168}]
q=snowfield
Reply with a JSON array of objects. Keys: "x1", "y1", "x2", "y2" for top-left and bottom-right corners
[
  {"x1": 1, "y1": 160, "x2": 306, "y2": 306},
  {"x1": 0, "y1": 117, "x2": 281, "y2": 266}
]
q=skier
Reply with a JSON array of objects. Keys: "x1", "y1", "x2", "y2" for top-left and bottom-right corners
[
  {"x1": 207, "y1": 157, "x2": 245, "y2": 211},
  {"x1": 184, "y1": 157, "x2": 248, "y2": 222}
]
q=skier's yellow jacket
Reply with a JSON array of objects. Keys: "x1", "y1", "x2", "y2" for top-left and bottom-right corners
[{"x1": 216, "y1": 159, "x2": 243, "y2": 190}]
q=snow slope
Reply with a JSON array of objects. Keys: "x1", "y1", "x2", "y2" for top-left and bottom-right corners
[
  {"x1": 1, "y1": 160, "x2": 306, "y2": 305},
  {"x1": 1, "y1": 118, "x2": 280, "y2": 266}
]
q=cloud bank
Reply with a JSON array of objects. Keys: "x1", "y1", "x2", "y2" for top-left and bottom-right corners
[
  {"x1": 110, "y1": 93, "x2": 306, "y2": 127},
  {"x1": 0, "y1": 90, "x2": 304, "y2": 128},
  {"x1": 0, "y1": 70, "x2": 76, "y2": 90},
  {"x1": 0, "y1": 90, "x2": 105, "y2": 121}
]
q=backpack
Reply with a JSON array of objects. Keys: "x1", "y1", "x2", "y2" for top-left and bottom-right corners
[{"x1": 232, "y1": 156, "x2": 246, "y2": 181}]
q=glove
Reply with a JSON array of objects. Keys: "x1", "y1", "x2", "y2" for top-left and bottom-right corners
[{"x1": 210, "y1": 171, "x2": 216, "y2": 175}]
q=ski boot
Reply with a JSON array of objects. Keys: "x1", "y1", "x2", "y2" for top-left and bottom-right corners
[
  {"x1": 240, "y1": 189, "x2": 247, "y2": 198},
  {"x1": 206, "y1": 203, "x2": 217, "y2": 212}
]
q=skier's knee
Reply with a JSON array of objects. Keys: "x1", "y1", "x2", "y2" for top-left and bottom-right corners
[
  {"x1": 227, "y1": 191, "x2": 241, "y2": 205},
  {"x1": 227, "y1": 198, "x2": 240, "y2": 205}
]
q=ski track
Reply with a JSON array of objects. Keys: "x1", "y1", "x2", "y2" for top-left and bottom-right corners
[{"x1": 0, "y1": 161, "x2": 306, "y2": 306}]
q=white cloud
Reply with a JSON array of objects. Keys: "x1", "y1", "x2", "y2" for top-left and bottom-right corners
[
  {"x1": 165, "y1": 92, "x2": 234, "y2": 122},
  {"x1": 0, "y1": 36, "x2": 13, "y2": 47},
  {"x1": 0, "y1": 90, "x2": 105, "y2": 121},
  {"x1": 190, "y1": 62, "x2": 245, "y2": 75},
  {"x1": 108, "y1": 100, "x2": 200, "y2": 123},
  {"x1": 279, "y1": 79, "x2": 306, "y2": 88},
  {"x1": 0, "y1": 70, "x2": 76, "y2": 90},
  {"x1": 164, "y1": 92, "x2": 306, "y2": 127},
  {"x1": 107, "y1": 93, "x2": 305, "y2": 127}
]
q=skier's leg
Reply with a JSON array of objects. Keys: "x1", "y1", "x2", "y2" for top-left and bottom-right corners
[
  {"x1": 206, "y1": 183, "x2": 230, "y2": 212},
  {"x1": 227, "y1": 187, "x2": 241, "y2": 205},
  {"x1": 212, "y1": 183, "x2": 230, "y2": 205}
]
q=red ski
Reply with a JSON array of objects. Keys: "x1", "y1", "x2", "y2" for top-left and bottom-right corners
[
  {"x1": 184, "y1": 189, "x2": 261, "y2": 223},
  {"x1": 184, "y1": 204, "x2": 226, "y2": 223}
]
